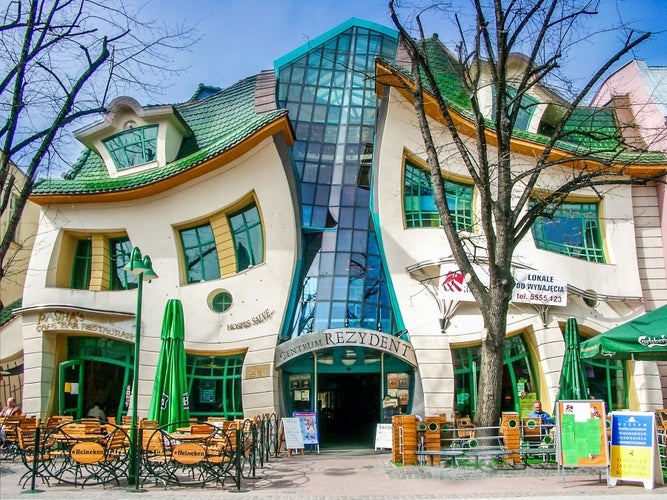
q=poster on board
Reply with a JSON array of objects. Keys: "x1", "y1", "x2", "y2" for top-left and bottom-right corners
[
  {"x1": 282, "y1": 417, "x2": 304, "y2": 451},
  {"x1": 293, "y1": 411, "x2": 320, "y2": 453},
  {"x1": 556, "y1": 400, "x2": 608, "y2": 470},
  {"x1": 609, "y1": 412, "x2": 663, "y2": 489}
]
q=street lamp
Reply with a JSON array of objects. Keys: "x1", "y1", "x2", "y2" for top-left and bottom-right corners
[{"x1": 123, "y1": 247, "x2": 158, "y2": 489}]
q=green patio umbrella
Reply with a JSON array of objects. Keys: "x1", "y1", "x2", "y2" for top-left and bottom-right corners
[
  {"x1": 556, "y1": 318, "x2": 590, "y2": 401},
  {"x1": 580, "y1": 305, "x2": 667, "y2": 361},
  {"x1": 148, "y1": 298, "x2": 190, "y2": 431}
]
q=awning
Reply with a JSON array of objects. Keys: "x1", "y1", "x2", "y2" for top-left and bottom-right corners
[{"x1": 580, "y1": 305, "x2": 667, "y2": 361}]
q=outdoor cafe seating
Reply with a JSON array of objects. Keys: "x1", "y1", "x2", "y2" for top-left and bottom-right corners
[{"x1": 8, "y1": 412, "x2": 281, "y2": 492}]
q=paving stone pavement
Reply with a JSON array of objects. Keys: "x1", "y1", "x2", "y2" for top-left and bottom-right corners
[{"x1": 1, "y1": 449, "x2": 665, "y2": 499}]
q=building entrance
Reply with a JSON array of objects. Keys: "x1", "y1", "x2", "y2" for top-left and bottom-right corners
[
  {"x1": 59, "y1": 359, "x2": 129, "y2": 421},
  {"x1": 59, "y1": 336, "x2": 133, "y2": 422},
  {"x1": 317, "y1": 372, "x2": 381, "y2": 447}
]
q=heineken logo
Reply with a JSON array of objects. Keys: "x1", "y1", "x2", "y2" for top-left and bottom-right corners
[{"x1": 638, "y1": 335, "x2": 667, "y2": 348}]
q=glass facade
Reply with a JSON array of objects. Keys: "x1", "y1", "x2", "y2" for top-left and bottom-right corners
[
  {"x1": 277, "y1": 23, "x2": 400, "y2": 338},
  {"x1": 531, "y1": 201, "x2": 605, "y2": 262}
]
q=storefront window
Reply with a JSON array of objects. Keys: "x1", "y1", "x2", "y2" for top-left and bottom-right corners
[
  {"x1": 583, "y1": 357, "x2": 627, "y2": 411},
  {"x1": 452, "y1": 335, "x2": 536, "y2": 419},
  {"x1": 185, "y1": 353, "x2": 244, "y2": 419}
]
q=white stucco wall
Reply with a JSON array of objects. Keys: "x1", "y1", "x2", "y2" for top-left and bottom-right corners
[
  {"x1": 21, "y1": 135, "x2": 299, "y2": 418},
  {"x1": 374, "y1": 86, "x2": 660, "y2": 416}
]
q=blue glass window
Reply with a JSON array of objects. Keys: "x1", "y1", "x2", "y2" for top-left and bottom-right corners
[{"x1": 531, "y1": 201, "x2": 605, "y2": 263}]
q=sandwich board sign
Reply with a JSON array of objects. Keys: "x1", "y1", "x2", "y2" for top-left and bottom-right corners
[
  {"x1": 609, "y1": 411, "x2": 663, "y2": 489},
  {"x1": 282, "y1": 417, "x2": 304, "y2": 454},
  {"x1": 556, "y1": 400, "x2": 608, "y2": 485}
]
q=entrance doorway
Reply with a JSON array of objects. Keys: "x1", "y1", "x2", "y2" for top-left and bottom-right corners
[
  {"x1": 317, "y1": 372, "x2": 381, "y2": 447},
  {"x1": 59, "y1": 359, "x2": 129, "y2": 421}
]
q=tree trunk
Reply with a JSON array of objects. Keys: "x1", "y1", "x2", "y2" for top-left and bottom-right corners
[{"x1": 474, "y1": 291, "x2": 511, "y2": 428}]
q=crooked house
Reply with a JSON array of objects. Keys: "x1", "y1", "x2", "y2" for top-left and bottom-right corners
[{"x1": 16, "y1": 18, "x2": 667, "y2": 446}]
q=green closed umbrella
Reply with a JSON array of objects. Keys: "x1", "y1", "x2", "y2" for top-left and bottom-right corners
[
  {"x1": 148, "y1": 299, "x2": 190, "y2": 431},
  {"x1": 580, "y1": 305, "x2": 667, "y2": 361},
  {"x1": 556, "y1": 318, "x2": 589, "y2": 401}
]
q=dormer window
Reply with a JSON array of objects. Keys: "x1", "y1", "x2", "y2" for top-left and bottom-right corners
[{"x1": 102, "y1": 124, "x2": 158, "y2": 170}]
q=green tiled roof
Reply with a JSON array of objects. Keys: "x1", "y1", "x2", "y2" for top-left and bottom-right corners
[
  {"x1": 0, "y1": 299, "x2": 21, "y2": 326},
  {"x1": 33, "y1": 75, "x2": 288, "y2": 195},
  {"x1": 384, "y1": 37, "x2": 666, "y2": 165}
]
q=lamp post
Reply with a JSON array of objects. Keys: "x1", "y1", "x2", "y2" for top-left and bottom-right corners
[{"x1": 123, "y1": 247, "x2": 158, "y2": 489}]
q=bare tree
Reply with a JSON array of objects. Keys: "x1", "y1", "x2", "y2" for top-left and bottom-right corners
[
  {"x1": 0, "y1": 0, "x2": 196, "y2": 306},
  {"x1": 387, "y1": 0, "x2": 665, "y2": 427}
]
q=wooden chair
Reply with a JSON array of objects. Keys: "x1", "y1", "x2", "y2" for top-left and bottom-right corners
[
  {"x1": 140, "y1": 428, "x2": 172, "y2": 487},
  {"x1": 139, "y1": 419, "x2": 158, "y2": 429},
  {"x1": 97, "y1": 428, "x2": 129, "y2": 486},
  {"x1": 16, "y1": 427, "x2": 55, "y2": 489},
  {"x1": 1, "y1": 414, "x2": 23, "y2": 452},
  {"x1": 190, "y1": 424, "x2": 212, "y2": 436}
]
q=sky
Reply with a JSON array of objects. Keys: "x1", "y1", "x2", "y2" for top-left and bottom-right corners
[{"x1": 139, "y1": 0, "x2": 667, "y2": 105}]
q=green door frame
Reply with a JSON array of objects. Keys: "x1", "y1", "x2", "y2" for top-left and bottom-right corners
[
  {"x1": 58, "y1": 359, "x2": 84, "y2": 418},
  {"x1": 58, "y1": 355, "x2": 133, "y2": 421}
]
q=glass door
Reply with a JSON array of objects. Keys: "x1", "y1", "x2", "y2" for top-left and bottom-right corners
[{"x1": 59, "y1": 359, "x2": 84, "y2": 418}]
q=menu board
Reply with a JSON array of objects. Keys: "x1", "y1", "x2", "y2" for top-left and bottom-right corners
[
  {"x1": 282, "y1": 417, "x2": 304, "y2": 451},
  {"x1": 374, "y1": 423, "x2": 393, "y2": 450},
  {"x1": 609, "y1": 412, "x2": 663, "y2": 489},
  {"x1": 556, "y1": 400, "x2": 608, "y2": 468}
]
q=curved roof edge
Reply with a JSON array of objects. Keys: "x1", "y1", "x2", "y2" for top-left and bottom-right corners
[{"x1": 273, "y1": 17, "x2": 397, "y2": 73}]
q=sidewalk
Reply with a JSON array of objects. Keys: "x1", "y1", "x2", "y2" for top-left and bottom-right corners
[{"x1": 1, "y1": 449, "x2": 665, "y2": 499}]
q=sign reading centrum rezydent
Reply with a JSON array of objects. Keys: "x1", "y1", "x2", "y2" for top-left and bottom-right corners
[{"x1": 274, "y1": 328, "x2": 417, "y2": 368}]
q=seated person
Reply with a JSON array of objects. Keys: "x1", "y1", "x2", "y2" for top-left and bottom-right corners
[
  {"x1": 527, "y1": 400, "x2": 554, "y2": 433},
  {"x1": 87, "y1": 402, "x2": 107, "y2": 422},
  {"x1": 0, "y1": 397, "x2": 20, "y2": 445}
]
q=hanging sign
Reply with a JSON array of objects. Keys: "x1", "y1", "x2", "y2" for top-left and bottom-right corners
[
  {"x1": 438, "y1": 264, "x2": 489, "y2": 302},
  {"x1": 512, "y1": 269, "x2": 567, "y2": 306},
  {"x1": 609, "y1": 412, "x2": 663, "y2": 489}
]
